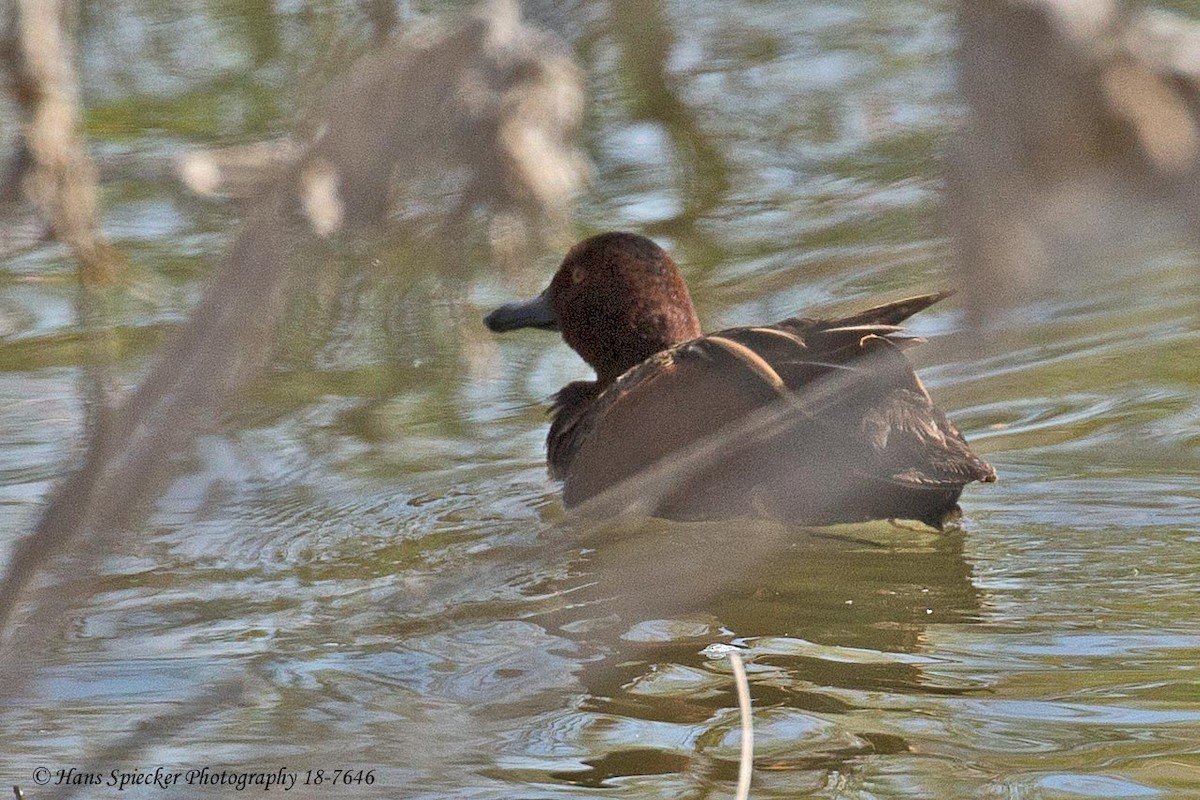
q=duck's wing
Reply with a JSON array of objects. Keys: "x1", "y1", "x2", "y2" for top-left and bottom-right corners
[
  {"x1": 705, "y1": 291, "x2": 955, "y2": 383},
  {"x1": 742, "y1": 297, "x2": 995, "y2": 490}
]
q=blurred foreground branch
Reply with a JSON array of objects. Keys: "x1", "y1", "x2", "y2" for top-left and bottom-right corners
[
  {"x1": 0, "y1": 0, "x2": 585, "y2": 695},
  {"x1": 949, "y1": 0, "x2": 1200, "y2": 322},
  {"x1": 2, "y1": 0, "x2": 128, "y2": 446},
  {"x1": 1, "y1": 0, "x2": 123, "y2": 281},
  {"x1": 0, "y1": 192, "x2": 305, "y2": 689},
  {"x1": 177, "y1": 0, "x2": 587, "y2": 272}
]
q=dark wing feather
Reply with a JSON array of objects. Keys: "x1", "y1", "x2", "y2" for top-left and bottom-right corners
[
  {"x1": 796, "y1": 291, "x2": 953, "y2": 329},
  {"x1": 710, "y1": 320, "x2": 993, "y2": 489}
]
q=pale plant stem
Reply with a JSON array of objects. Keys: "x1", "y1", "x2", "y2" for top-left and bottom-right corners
[{"x1": 729, "y1": 649, "x2": 753, "y2": 800}]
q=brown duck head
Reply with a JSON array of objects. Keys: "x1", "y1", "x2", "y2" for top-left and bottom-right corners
[{"x1": 484, "y1": 232, "x2": 701, "y2": 383}]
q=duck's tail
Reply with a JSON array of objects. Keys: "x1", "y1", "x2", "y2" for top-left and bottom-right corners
[{"x1": 831, "y1": 291, "x2": 954, "y2": 328}]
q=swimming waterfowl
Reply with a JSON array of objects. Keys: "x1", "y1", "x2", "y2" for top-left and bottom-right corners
[{"x1": 485, "y1": 232, "x2": 995, "y2": 527}]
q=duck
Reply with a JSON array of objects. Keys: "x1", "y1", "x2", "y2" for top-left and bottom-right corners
[{"x1": 485, "y1": 231, "x2": 995, "y2": 528}]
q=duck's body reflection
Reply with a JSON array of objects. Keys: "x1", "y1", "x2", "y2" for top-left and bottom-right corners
[{"x1": 511, "y1": 517, "x2": 982, "y2": 787}]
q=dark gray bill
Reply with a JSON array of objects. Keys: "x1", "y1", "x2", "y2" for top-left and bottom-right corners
[{"x1": 484, "y1": 288, "x2": 558, "y2": 332}]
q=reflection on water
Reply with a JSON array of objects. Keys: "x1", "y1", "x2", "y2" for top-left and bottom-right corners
[{"x1": 2, "y1": 1, "x2": 1200, "y2": 798}]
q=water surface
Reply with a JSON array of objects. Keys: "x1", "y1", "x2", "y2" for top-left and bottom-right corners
[{"x1": 2, "y1": 1, "x2": 1199, "y2": 798}]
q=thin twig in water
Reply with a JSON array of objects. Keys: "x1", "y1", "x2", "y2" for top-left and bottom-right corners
[{"x1": 729, "y1": 649, "x2": 753, "y2": 800}]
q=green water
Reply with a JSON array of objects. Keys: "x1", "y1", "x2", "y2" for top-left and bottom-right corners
[{"x1": 2, "y1": 1, "x2": 1199, "y2": 798}]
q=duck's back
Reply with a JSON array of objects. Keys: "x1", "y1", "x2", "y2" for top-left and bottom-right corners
[{"x1": 550, "y1": 293, "x2": 995, "y2": 528}]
